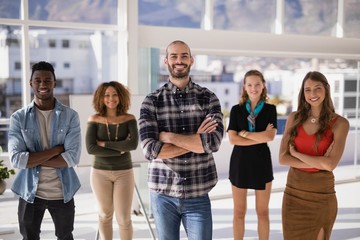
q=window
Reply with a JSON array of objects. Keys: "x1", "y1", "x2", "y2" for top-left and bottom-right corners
[
  {"x1": 344, "y1": 97, "x2": 356, "y2": 108},
  {"x1": 55, "y1": 79, "x2": 63, "y2": 88},
  {"x1": 62, "y1": 39, "x2": 70, "y2": 48},
  {"x1": 28, "y1": 0, "x2": 118, "y2": 24},
  {"x1": 48, "y1": 39, "x2": 56, "y2": 48},
  {"x1": 344, "y1": 79, "x2": 357, "y2": 92},
  {"x1": 284, "y1": 0, "x2": 338, "y2": 36},
  {"x1": 14, "y1": 62, "x2": 21, "y2": 70},
  {"x1": 334, "y1": 79, "x2": 340, "y2": 92},
  {"x1": 213, "y1": 0, "x2": 276, "y2": 33},
  {"x1": 344, "y1": 0, "x2": 360, "y2": 38},
  {"x1": 0, "y1": 0, "x2": 21, "y2": 19},
  {"x1": 64, "y1": 62, "x2": 70, "y2": 69},
  {"x1": 78, "y1": 41, "x2": 89, "y2": 48},
  {"x1": 139, "y1": 0, "x2": 204, "y2": 28}
]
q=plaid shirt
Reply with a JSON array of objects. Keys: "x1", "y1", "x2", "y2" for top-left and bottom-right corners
[{"x1": 139, "y1": 80, "x2": 224, "y2": 198}]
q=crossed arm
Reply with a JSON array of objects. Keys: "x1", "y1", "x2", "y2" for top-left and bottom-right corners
[
  {"x1": 157, "y1": 116, "x2": 218, "y2": 159},
  {"x1": 279, "y1": 112, "x2": 349, "y2": 171},
  {"x1": 27, "y1": 145, "x2": 68, "y2": 168},
  {"x1": 228, "y1": 123, "x2": 276, "y2": 146}
]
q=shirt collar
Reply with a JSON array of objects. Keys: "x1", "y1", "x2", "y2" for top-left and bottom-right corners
[{"x1": 166, "y1": 78, "x2": 193, "y2": 94}]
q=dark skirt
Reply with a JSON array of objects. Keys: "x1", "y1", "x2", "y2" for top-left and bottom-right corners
[{"x1": 282, "y1": 167, "x2": 337, "y2": 240}]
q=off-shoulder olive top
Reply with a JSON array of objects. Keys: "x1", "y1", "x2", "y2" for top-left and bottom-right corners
[{"x1": 85, "y1": 119, "x2": 138, "y2": 170}]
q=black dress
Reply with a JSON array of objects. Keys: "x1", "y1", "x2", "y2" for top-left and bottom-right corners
[{"x1": 227, "y1": 103, "x2": 277, "y2": 190}]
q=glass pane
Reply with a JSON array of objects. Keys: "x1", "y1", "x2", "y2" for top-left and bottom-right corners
[
  {"x1": 213, "y1": 0, "x2": 276, "y2": 33},
  {"x1": 27, "y1": 27, "x2": 118, "y2": 106},
  {"x1": 29, "y1": 0, "x2": 118, "y2": 24},
  {"x1": 145, "y1": 48, "x2": 359, "y2": 134},
  {"x1": 344, "y1": 0, "x2": 360, "y2": 38},
  {"x1": 284, "y1": 0, "x2": 338, "y2": 36},
  {"x1": 139, "y1": 0, "x2": 205, "y2": 28},
  {"x1": 0, "y1": 25, "x2": 22, "y2": 151},
  {"x1": 0, "y1": 0, "x2": 21, "y2": 19}
]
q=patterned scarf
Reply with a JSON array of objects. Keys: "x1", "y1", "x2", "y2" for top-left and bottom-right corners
[{"x1": 245, "y1": 99, "x2": 264, "y2": 132}]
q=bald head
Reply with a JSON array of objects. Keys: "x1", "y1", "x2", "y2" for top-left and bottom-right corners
[{"x1": 166, "y1": 40, "x2": 192, "y2": 58}]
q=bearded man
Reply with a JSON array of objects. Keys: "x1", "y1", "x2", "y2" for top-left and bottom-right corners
[{"x1": 139, "y1": 40, "x2": 224, "y2": 240}]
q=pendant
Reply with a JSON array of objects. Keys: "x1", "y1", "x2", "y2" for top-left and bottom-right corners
[{"x1": 310, "y1": 118, "x2": 316, "y2": 123}]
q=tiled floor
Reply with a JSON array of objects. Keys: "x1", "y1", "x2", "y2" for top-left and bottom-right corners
[{"x1": 1, "y1": 165, "x2": 359, "y2": 240}]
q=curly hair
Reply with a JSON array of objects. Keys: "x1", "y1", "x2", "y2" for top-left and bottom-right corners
[
  {"x1": 92, "y1": 81, "x2": 130, "y2": 116},
  {"x1": 239, "y1": 69, "x2": 268, "y2": 105},
  {"x1": 289, "y1": 71, "x2": 335, "y2": 149}
]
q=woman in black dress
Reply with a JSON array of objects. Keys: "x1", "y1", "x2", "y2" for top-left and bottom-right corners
[{"x1": 227, "y1": 70, "x2": 277, "y2": 240}]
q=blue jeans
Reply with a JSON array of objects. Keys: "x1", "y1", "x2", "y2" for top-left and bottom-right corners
[
  {"x1": 18, "y1": 197, "x2": 75, "y2": 240},
  {"x1": 150, "y1": 192, "x2": 212, "y2": 240}
]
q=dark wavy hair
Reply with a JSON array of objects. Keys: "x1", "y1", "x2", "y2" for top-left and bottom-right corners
[
  {"x1": 289, "y1": 71, "x2": 335, "y2": 149},
  {"x1": 239, "y1": 69, "x2": 268, "y2": 105},
  {"x1": 92, "y1": 81, "x2": 130, "y2": 116}
]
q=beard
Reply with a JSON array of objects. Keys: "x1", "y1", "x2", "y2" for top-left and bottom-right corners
[{"x1": 167, "y1": 63, "x2": 191, "y2": 79}]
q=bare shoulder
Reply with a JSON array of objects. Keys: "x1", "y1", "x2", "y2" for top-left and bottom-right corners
[
  {"x1": 117, "y1": 113, "x2": 137, "y2": 124},
  {"x1": 281, "y1": 112, "x2": 297, "y2": 136},
  {"x1": 333, "y1": 114, "x2": 350, "y2": 131},
  {"x1": 88, "y1": 114, "x2": 102, "y2": 123},
  {"x1": 124, "y1": 113, "x2": 136, "y2": 121},
  {"x1": 286, "y1": 111, "x2": 297, "y2": 125}
]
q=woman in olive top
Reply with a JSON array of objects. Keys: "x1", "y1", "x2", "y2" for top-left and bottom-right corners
[{"x1": 86, "y1": 81, "x2": 138, "y2": 240}]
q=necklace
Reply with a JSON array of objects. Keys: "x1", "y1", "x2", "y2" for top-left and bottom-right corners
[
  {"x1": 310, "y1": 115, "x2": 319, "y2": 124},
  {"x1": 105, "y1": 118, "x2": 119, "y2": 141}
]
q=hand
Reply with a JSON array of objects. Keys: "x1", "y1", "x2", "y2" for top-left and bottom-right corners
[
  {"x1": 54, "y1": 145, "x2": 65, "y2": 154},
  {"x1": 238, "y1": 130, "x2": 248, "y2": 138},
  {"x1": 266, "y1": 123, "x2": 274, "y2": 130},
  {"x1": 197, "y1": 116, "x2": 218, "y2": 134},
  {"x1": 96, "y1": 140, "x2": 105, "y2": 147},
  {"x1": 159, "y1": 132, "x2": 173, "y2": 143},
  {"x1": 324, "y1": 140, "x2": 335, "y2": 157},
  {"x1": 289, "y1": 144, "x2": 297, "y2": 157}
]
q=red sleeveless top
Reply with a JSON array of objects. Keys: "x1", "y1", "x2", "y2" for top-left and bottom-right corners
[{"x1": 294, "y1": 117, "x2": 337, "y2": 172}]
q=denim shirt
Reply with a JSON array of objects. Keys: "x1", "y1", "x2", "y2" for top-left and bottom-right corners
[{"x1": 8, "y1": 99, "x2": 81, "y2": 203}]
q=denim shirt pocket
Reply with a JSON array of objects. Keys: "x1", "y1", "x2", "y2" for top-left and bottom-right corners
[
  {"x1": 21, "y1": 128, "x2": 36, "y2": 151},
  {"x1": 55, "y1": 125, "x2": 69, "y2": 144}
]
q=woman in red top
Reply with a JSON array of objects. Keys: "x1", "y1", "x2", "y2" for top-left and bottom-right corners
[{"x1": 279, "y1": 71, "x2": 349, "y2": 240}]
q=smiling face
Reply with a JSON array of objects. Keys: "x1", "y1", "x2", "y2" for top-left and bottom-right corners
[
  {"x1": 303, "y1": 79, "x2": 326, "y2": 108},
  {"x1": 30, "y1": 70, "x2": 56, "y2": 102},
  {"x1": 244, "y1": 75, "x2": 265, "y2": 102},
  {"x1": 164, "y1": 42, "x2": 194, "y2": 79},
  {"x1": 103, "y1": 86, "x2": 119, "y2": 110}
]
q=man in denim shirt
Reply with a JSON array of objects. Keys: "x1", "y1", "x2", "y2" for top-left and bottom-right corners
[
  {"x1": 8, "y1": 61, "x2": 81, "y2": 240},
  {"x1": 139, "y1": 40, "x2": 224, "y2": 240}
]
